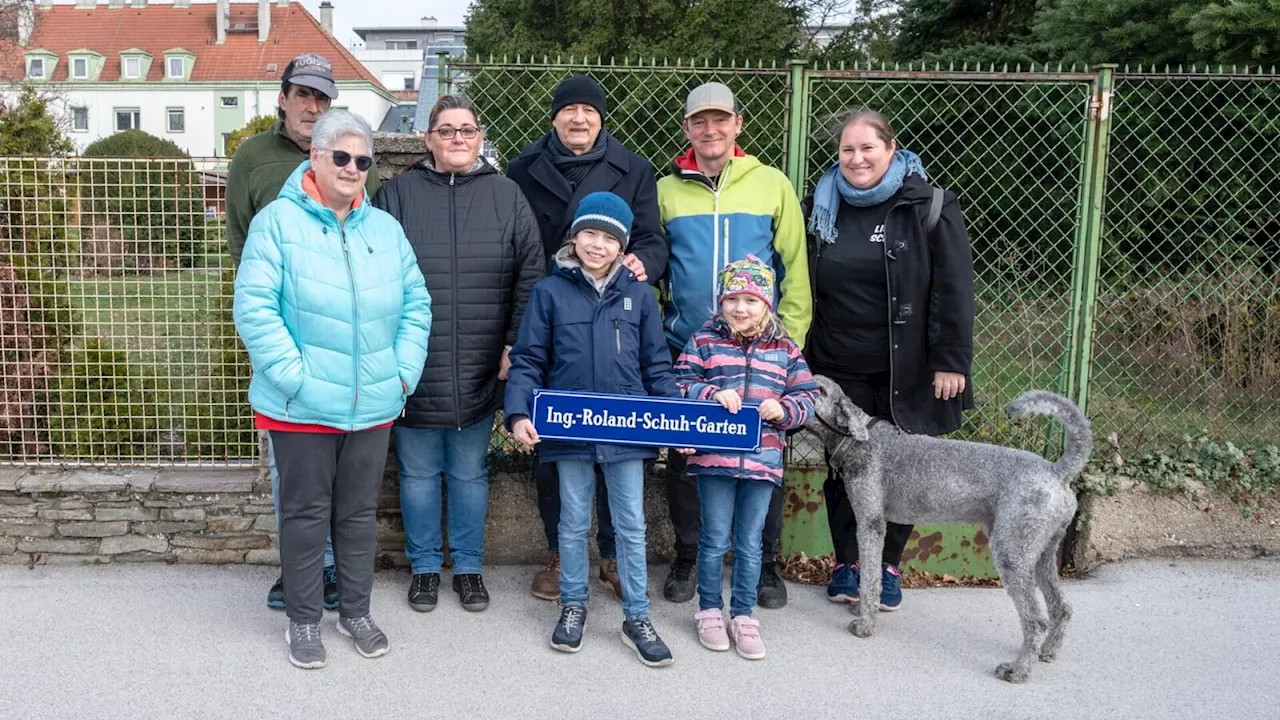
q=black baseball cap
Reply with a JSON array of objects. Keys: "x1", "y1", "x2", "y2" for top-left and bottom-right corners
[{"x1": 282, "y1": 53, "x2": 338, "y2": 100}]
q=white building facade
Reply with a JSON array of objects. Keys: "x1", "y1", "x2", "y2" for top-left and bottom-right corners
[
  {"x1": 41, "y1": 82, "x2": 390, "y2": 157},
  {"x1": 5, "y1": 0, "x2": 393, "y2": 158}
]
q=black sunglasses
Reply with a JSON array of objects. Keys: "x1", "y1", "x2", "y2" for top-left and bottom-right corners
[{"x1": 325, "y1": 150, "x2": 373, "y2": 172}]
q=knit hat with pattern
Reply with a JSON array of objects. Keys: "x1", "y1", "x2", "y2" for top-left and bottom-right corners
[{"x1": 718, "y1": 254, "x2": 775, "y2": 310}]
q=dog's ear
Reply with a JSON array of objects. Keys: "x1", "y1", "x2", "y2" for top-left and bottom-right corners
[{"x1": 839, "y1": 396, "x2": 871, "y2": 441}]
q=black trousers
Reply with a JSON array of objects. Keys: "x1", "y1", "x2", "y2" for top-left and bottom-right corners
[
  {"x1": 535, "y1": 460, "x2": 616, "y2": 558},
  {"x1": 271, "y1": 427, "x2": 390, "y2": 623},
  {"x1": 665, "y1": 345, "x2": 785, "y2": 562},
  {"x1": 817, "y1": 370, "x2": 915, "y2": 568}
]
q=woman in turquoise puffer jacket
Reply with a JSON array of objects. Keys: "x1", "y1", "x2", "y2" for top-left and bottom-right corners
[{"x1": 234, "y1": 110, "x2": 431, "y2": 670}]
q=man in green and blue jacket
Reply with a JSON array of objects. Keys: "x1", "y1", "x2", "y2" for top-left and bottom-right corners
[{"x1": 657, "y1": 82, "x2": 811, "y2": 609}]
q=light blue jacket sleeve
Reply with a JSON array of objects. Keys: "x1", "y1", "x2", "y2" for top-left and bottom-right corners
[
  {"x1": 233, "y1": 213, "x2": 304, "y2": 399},
  {"x1": 393, "y1": 224, "x2": 432, "y2": 393}
]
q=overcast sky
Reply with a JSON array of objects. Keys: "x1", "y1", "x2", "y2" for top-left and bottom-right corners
[{"x1": 295, "y1": 0, "x2": 471, "y2": 50}]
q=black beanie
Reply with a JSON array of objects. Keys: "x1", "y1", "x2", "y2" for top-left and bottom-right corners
[{"x1": 551, "y1": 74, "x2": 607, "y2": 121}]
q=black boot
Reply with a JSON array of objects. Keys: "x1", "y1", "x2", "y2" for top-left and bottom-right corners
[
  {"x1": 662, "y1": 558, "x2": 696, "y2": 603},
  {"x1": 266, "y1": 574, "x2": 285, "y2": 609},
  {"x1": 756, "y1": 560, "x2": 788, "y2": 609},
  {"x1": 323, "y1": 565, "x2": 340, "y2": 611}
]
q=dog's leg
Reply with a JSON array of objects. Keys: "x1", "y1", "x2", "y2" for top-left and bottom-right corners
[
  {"x1": 991, "y1": 529, "x2": 1049, "y2": 684},
  {"x1": 1037, "y1": 524, "x2": 1072, "y2": 663},
  {"x1": 847, "y1": 507, "x2": 885, "y2": 639}
]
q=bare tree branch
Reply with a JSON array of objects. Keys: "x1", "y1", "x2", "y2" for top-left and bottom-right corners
[{"x1": 1, "y1": 1, "x2": 38, "y2": 84}]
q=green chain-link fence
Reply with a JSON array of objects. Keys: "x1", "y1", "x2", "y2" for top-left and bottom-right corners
[
  {"x1": 453, "y1": 58, "x2": 792, "y2": 178},
  {"x1": 1, "y1": 60, "x2": 1276, "y2": 467},
  {"x1": 449, "y1": 59, "x2": 1109, "y2": 465},
  {"x1": 1089, "y1": 70, "x2": 1280, "y2": 458},
  {"x1": 800, "y1": 69, "x2": 1096, "y2": 459}
]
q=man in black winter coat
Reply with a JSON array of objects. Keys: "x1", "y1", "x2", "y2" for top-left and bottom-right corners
[{"x1": 505, "y1": 74, "x2": 670, "y2": 603}]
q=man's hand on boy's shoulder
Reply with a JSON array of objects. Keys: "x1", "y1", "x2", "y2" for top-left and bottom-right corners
[{"x1": 622, "y1": 253, "x2": 647, "y2": 282}]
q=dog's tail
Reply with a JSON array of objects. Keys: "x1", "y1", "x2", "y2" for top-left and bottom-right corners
[{"x1": 1006, "y1": 391, "x2": 1093, "y2": 482}]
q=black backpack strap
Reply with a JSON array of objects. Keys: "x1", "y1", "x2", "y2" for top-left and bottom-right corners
[{"x1": 926, "y1": 186, "x2": 945, "y2": 233}]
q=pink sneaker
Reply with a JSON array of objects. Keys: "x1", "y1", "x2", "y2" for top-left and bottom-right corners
[
  {"x1": 729, "y1": 615, "x2": 766, "y2": 660},
  {"x1": 694, "y1": 609, "x2": 730, "y2": 652}
]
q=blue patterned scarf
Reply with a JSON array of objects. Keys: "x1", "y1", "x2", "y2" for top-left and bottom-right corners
[{"x1": 808, "y1": 149, "x2": 928, "y2": 244}]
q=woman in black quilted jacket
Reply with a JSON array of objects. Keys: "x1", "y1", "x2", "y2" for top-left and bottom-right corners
[{"x1": 372, "y1": 95, "x2": 546, "y2": 615}]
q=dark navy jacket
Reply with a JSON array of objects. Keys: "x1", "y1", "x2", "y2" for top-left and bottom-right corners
[
  {"x1": 504, "y1": 250, "x2": 680, "y2": 464},
  {"x1": 506, "y1": 132, "x2": 669, "y2": 284}
]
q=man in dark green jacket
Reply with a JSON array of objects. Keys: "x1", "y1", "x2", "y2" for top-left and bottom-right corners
[
  {"x1": 226, "y1": 53, "x2": 380, "y2": 266},
  {"x1": 225, "y1": 54, "x2": 381, "y2": 611}
]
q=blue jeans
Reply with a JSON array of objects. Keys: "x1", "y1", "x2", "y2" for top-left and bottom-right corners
[
  {"x1": 557, "y1": 459, "x2": 649, "y2": 620},
  {"x1": 269, "y1": 434, "x2": 333, "y2": 568},
  {"x1": 697, "y1": 474, "x2": 775, "y2": 618},
  {"x1": 395, "y1": 419, "x2": 493, "y2": 575}
]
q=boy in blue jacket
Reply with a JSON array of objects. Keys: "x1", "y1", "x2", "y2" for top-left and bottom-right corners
[{"x1": 505, "y1": 192, "x2": 682, "y2": 668}]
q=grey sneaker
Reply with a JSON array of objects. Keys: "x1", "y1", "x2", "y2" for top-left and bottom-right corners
[
  {"x1": 621, "y1": 617, "x2": 674, "y2": 668},
  {"x1": 285, "y1": 621, "x2": 326, "y2": 669},
  {"x1": 336, "y1": 615, "x2": 390, "y2": 659}
]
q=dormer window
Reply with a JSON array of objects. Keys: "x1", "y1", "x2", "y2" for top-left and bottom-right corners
[
  {"x1": 65, "y1": 51, "x2": 104, "y2": 81},
  {"x1": 124, "y1": 57, "x2": 141, "y2": 79},
  {"x1": 28, "y1": 57, "x2": 44, "y2": 79},
  {"x1": 162, "y1": 50, "x2": 194, "y2": 82}
]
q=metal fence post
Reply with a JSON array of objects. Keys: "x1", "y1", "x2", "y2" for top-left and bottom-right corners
[
  {"x1": 437, "y1": 51, "x2": 451, "y2": 98},
  {"x1": 784, "y1": 58, "x2": 809, "y2": 196},
  {"x1": 1063, "y1": 64, "x2": 1116, "y2": 414}
]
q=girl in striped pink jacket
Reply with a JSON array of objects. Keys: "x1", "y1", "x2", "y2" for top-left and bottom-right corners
[{"x1": 673, "y1": 255, "x2": 819, "y2": 661}]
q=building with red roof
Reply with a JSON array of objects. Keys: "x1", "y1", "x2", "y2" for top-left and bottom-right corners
[{"x1": 2, "y1": 0, "x2": 393, "y2": 156}]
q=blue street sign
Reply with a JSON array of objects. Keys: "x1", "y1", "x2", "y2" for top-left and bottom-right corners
[{"x1": 531, "y1": 390, "x2": 763, "y2": 453}]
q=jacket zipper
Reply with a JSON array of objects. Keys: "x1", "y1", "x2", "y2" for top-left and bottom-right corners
[
  {"x1": 882, "y1": 200, "x2": 909, "y2": 428},
  {"x1": 615, "y1": 319, "x2": 621, "y2": 353},
  {"x1": 712, "y1": 183, "x2": 720, "y2": 305},
  {"x1": 340, "y1": 222, "x2": 360, "y2": 431},
  {"x1": 709, "y1": 162, "x2": 732, "y2": 307},
  {"x1": 449, "y1": 173, "x2": 463, "y2": 430},
  {"x1": 739, "y1": 336, "x2": 755, "y2": 472}
]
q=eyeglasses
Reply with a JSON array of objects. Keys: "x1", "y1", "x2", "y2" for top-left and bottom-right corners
[
  {"x1": 430, "y1": 126, "x2": 481, "y2": 140},
  {"x1": 320, "y1": 149, "x2": 373, "y2": 172}
]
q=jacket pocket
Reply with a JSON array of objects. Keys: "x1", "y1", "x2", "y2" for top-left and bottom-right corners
[
  {"x1": 550, "y1": 307, "x2": 594, "y2": 391},
  {"x1": 610, "y1": 308, "x2": 644, "y2": 393}
]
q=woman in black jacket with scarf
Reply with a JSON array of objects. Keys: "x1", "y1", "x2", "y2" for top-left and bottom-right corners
[
  {"x1": 803, "y1": 108, "x2": 975, "y2": 613},
  {"x1": 373, "y1": 95, "x2": 545, "y2": 614}
]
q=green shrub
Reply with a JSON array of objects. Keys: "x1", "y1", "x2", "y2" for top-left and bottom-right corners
[
  {"x1": 45, "y1": 339, "x2": 169, "y2": 460},
  {"x1": 181, "y1": 267, "x2": 256, "y2": 459},
  {"x1": 80, "y1": 131, "x2": 206, "y2": 270},
  {"x1": 225, "y1": 115, "x2": 276, "y2": 158}
]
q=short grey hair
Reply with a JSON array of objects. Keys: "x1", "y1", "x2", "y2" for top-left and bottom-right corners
[{"x1": 311, "y1": 110, "x2": 374, "y2": 157}]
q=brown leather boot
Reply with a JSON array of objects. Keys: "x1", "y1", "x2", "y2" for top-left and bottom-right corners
[
  {"x1": 531, "y1": 552, "x2": 561, "y2": 601},
  {"x1": 599, "y1": 558, "x2": 623, "y2": 599}
]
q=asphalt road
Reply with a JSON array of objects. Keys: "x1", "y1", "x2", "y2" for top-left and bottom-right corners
[{"x1": 1, "y1": 558, "x2": 1277, "y2": 719}]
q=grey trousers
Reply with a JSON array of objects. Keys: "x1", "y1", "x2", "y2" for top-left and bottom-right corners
[{"x1": 270, "y1": 427, "x2": 390, "y2": 623}]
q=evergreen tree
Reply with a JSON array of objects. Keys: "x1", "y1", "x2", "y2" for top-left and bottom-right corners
[{"x1": 465, "y1": 0, "x2": 802, "y2": 62}]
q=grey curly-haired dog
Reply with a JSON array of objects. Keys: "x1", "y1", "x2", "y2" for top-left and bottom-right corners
[{"x1": 805, "y1": 375, "x2": 1092, "y2": 683}]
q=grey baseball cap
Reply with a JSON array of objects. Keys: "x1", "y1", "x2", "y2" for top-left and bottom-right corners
[
  {"x1": 282, "y1": 53, "x2": 338, "y2": 100},
  {"x1": 684, "y1": 82, "x2": 740, "y2": 118}
]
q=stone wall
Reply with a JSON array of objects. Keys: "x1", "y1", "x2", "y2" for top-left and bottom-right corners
[
  {"x1": 0, "y1": 465, "x2": 677, "y2": 568},
  {"x1": 373, "y1": 133, "x2": 428, "y2": 182},
  {"x1": 1074, "y1": 485, "x2": 1280, "y2": 572}
]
